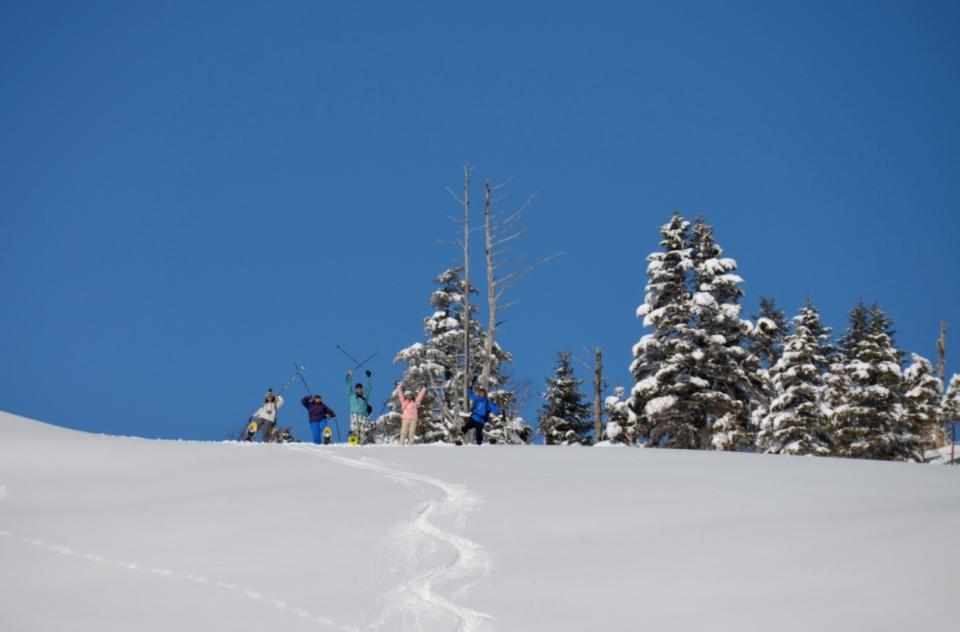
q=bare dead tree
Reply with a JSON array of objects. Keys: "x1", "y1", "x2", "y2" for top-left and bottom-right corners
[
  {"x1": 573, "y1": 347, "x2": 606, "y2": 443},
  {"x1": 479, "y1": 178, "x2": 562, "y2": 388},
  {"x1": 446, "y1": 164, "x2": 476, "y2": 439},
  {"x1": 932, "y1": 321, "x2": 949, "y2": 450},
  {"x1": 936, "y1": 322, "x2": 955, "y2": 463},
  {"x1": 593, "y1": 347, "x2": 605, "y2": 442},
  {"x1": 937, "y1": 322, "x2": 948, "y2": 383}
]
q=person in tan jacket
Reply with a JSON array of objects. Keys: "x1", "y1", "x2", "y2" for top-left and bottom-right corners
[{"x1": 395, "y1": 384, "x2": 426, "y2": 446}]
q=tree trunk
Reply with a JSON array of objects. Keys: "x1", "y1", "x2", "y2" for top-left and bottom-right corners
[
  {"x1": 482, "y1": 180, "x2": 496, "y2": 390},
  {"x1": 594, "y1": 348, "x2": 603, "y2": 443},
  {"x1": 461, "y1": 165, "x2": 471, "y2": 441},
  {"x1": 936, "y1": 322, "x2": 952, "y2": 461}
]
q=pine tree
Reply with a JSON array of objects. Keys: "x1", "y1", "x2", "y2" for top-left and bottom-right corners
[
  {"x1": 603, "y1": 386, "x2": 638, "y2": 444},
  {"x1": 748, "y1": 297, "x2": 789, "y2": 369},
  {"x1": 901, "y1": 354, "x2": 943, "y2": 461},
  {"x1": 631, "y1": 213, "x2": 758, "y2": 450},
  {"x1": 378, "y1": 268, "x2": 469, "y2": 443},
  {"x1": 746, "y1": 297, "x2": 790, "y2": 435},
  {"x1": 830, "y1": 302, "x2": 911, "y2": 460},
  {"x1": 377, "y1": 267, "x2": 532, "y2": 445},
  {"x1": 756, "y1": 300, "x2": 833, "y2": 455},
  {"x1": 688, "y1": 216, "x2": 758, "y2": 450},
  {"x1": 940, "y1": 374, "x2": 960, "y2": 447},
  {"x1": 631, "y1": 213, "x2": 702, "y2": 448},
  {"x1": 539, "y1": 352, "x2": 593, "y2": 445},
  {"x1": 821, "y1": 303, "x2": 869, "y2": 420}
]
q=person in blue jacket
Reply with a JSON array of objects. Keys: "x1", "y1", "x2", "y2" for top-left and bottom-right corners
[
  {"x1": 463, "y1": 382, "x2": 501, "y2": 445},
  {"x1": 301, "y1": 395, "x2": 337, "y2": 444}
]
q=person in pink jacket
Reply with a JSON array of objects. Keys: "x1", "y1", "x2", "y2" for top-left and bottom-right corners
[{"x1": 395, "y1": 384, "x2": 427, "y2": 445}]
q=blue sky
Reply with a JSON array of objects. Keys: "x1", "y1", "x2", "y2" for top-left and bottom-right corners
[{"x1": 1, "y1": 1, "x2": 958, "y2": 441}]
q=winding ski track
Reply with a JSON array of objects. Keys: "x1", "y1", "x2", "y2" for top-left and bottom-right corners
[
  {"x1": 0, "y1": 446, "x2": 495, "y2": 632},
  {"x1": 288, "y1": 445, "x2": 494, "y2": 632}
]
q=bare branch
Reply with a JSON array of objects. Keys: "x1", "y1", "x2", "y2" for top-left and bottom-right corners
[
  {"x1": 494, "y1": 193, "x2": 539, "y2": 229},
  {"x1": 446, "y1": 187, "x2": 464, "y2": 205},
  {"x1": 492, "y1": 226, "x2": 529, "y2": 247},
  {"x1": 571, "y1": 353, "x2": 592, "y2": 372}
]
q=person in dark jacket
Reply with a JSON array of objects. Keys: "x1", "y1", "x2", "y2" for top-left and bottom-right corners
[
  {"x1": 463, "y1": 383, "x2": 501, "y2": 446},
  {"x1": 301, "y1": 395, "x2": 337, "y2": 444}
]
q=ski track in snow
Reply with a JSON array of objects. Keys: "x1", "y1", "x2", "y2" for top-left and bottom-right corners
[
  {"x1": 288, "y1": 445, "x2": 495, "y2": 632},
  {"x1": 0, "y1": 481, "x2": 356, "y2": 631}
]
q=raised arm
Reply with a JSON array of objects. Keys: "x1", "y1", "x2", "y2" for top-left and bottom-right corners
[
  {"x1": 414, "y1": 388, "x2": 426, "y2": 406},
  {"x1": 345, "y1": 372, "x2": 353, "y2": 397},
  {"x1": 302, "y1": 396, "x2": 312, "y2": 408}
]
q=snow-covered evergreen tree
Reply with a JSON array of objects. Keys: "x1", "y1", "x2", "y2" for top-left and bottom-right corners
[
  {"x1": 539, "y1": 352, "x2": 592, "y2": 445},
  {"x1": 631, "y1": 213, "x2": 758, "y2": 450},
  {"x1": 939, "y1": 374, "x2": 960, "y2": 446},
  {"x1": 745, "y1": 296, "x2": 790, "y2": 435},
  {"x1": 830, "y1": 302, "x2": 912, "y2": 460},
  {"x1": 901, "y1": 353, "x2": 943, "y2": 461},
  {"x1": 748, "y1": 297, "x2": 789, "y2": 369},
  {"x1": 603, "y1": 386, "x2": 638, "y2": 444},
  {"x1": 688, "y1": 216, "x2": 758, "y2": 450},
  {"x1": 376, "y1": 268, "x2": 469, "y2": 443},
  {"x1": 631, "y1": 213, "x2": 702, "y2": 448},
  {"x1": 376, "y1": 267, "x2": 531, "y2": 444},
  {"x1": 756, "y1": 300, "x2": 833, "y2": 455}
]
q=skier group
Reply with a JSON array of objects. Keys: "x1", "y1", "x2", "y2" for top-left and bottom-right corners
[{"x1": 243, "y1": 369, "x2": 502, "y2": 446}]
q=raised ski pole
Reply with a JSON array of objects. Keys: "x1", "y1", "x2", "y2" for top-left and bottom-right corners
[
  {"x1": 236, "y1": 367, "x2": 302, "y2": 440},
  {"x1": 336, "y1": 345, "x2": 383, "y2": 371},
  {"x1": 295, "y1": 363, "x2": 341, "y2": 443}
]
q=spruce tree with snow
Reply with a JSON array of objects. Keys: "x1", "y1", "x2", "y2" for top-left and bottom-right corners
[
  {"x1": 821, "y1": 303, "x2": 869, "y2": 418},
  {"x1": 377, "y1": 267, "x2": 531, "y2": 444},
  {"x1": 631, "y1": 213, "x2": 758, "y2": 450},
  {"x1": 747, "y1": 297, "x2": 789, "y2": 369},
  {"x1": 378, "y1": 268, "x2": 468, "y2": 443},
  {"x1": 539, "y1": 351, "x2": 593, "y2": 445},
  {"x1": 603, "y1": 386, "x2": 638, "y2": 444},
  {"x1": 687, "y1": 216, "x2": 759, "y2": 450},
  {"x1": 901, "y1": 353, "x2": 943, "y2": 461},
  {"x1": 631, "y1": 213, "x2": 702, "y2": 448},
  {"x1": 940, "y1": 374, "x2": 960, "y2": 445},
  {"x1": 756, "y1": 299, "x2": 833, "y2": 455},
  {"x1": 829, "y1": 302, "x2": 912, "y2": 461},
  {"x1": 745, "y1": 297, "x2": 791, "y2": 431}
]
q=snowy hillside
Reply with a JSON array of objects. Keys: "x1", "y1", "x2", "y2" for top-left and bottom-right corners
[{"x1": 1, "y1": 411, "x2": 958, "y2": 631}]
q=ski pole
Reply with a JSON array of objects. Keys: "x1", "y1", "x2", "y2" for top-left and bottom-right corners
[
  {"x1": 294, "y1": 362, "x2": 313, "y2": 395},
  {"x1": 336, "y1": 345, "x2": 383, "y2": 371},
  {"x1": 295, "y1": 363, "x2": 342, "y2": 443}
]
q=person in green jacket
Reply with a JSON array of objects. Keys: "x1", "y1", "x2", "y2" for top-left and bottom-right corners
[{"x1": 346, "y1": 369, "x2": 372, "y2": 444}]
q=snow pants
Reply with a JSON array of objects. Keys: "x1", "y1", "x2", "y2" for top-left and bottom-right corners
[
  {"x1": 462, "y1": 420, "x2": 485, "y2": 445},
  {"x1": 400, "y1": 418, "x2": 417, "y2": 445},
  {"x1": 258, "y1": 417, "x2": 275, "y2": 443},
  {"x1": 309, "y1": 420, "x2": 328, "y2": 444},
  {"x1": 350, "y1": 414, "x2": 369, "y2": 441}
]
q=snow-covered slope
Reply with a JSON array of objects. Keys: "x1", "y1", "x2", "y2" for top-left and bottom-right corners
[{"x1": 1, "y1": 410, "x2": 958, "y2": 631}]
